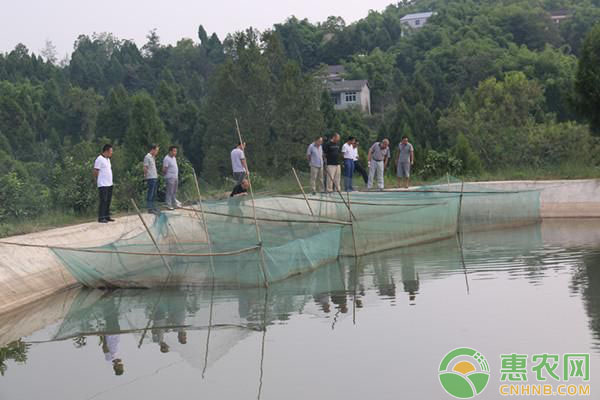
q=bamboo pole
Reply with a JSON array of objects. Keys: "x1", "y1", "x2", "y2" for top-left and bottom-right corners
[
  {"x1": 0, "y1": 239, "x2": 261, "y2": 258},
  {"x1": 192, "y1": 170, "x2": 216, "y2": 277},
  {"x1": 456, "y1": 180, "x2": 465, "y2": 234},
  {"x1": 291, "y1": 168, "x2": 314, "y2": 216},
  {"x1": 131, "y1": 199, "x2": 172, "y2": 274},
  {"x1": 323, "y1": 165, "x2": 357, "y2": 220},
  {"x1": 235, "y1": 118, "x2": 269, "y2": 288},
  {"x1": 272, "y1": 194, "x2": 442, "y2": 207},
  {"x1": 178, "y1": 207, "x2": 351, "y2": 225}
]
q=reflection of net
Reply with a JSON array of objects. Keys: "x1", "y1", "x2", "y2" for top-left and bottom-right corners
[
  {"x1": 50, "y1": 182, "x2": 540, "y2": 289},
  {"x1": 52, "y1": 262, "x2": 348, "y2": 341}
]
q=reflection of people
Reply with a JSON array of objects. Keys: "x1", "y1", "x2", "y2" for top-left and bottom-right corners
[
  {"x1": 313, "y1": 293, "x2": 331, "y2": 313},
  {"x1": 152, "y1": 303, "x2": 170, "y2": 353},
  {"x1": 102, "y1": 335, "x2": 124, "y2": 376},
  {"x1": 401, "y1": 253, "x2": 419, "y2": 305},
  {"x1": 168, "y1": 292, "x2": 188, "y2": 345}
]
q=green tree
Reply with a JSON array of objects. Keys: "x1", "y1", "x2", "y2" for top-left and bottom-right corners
[{"x1": 575, "y1": 23, "x2": 600, "y2": 134}]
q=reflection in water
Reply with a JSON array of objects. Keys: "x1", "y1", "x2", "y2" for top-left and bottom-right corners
[
  {"x1": 3, "y1": 220, "x2": 600, "y2": 400},
  {"x1": 0, "y1": 340, "x2": 29, "y2": 376},
  {"x1": 572, "y1": 250, "x2": 600, "y2": 348}
]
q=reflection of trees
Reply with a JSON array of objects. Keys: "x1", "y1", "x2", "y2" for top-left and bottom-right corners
[
  {"x1": 0, "y1": 339, "x2": 30, "y2": 376},
  {"x1": 573, "y1": 251, "x2": 600, "y2": 345}
]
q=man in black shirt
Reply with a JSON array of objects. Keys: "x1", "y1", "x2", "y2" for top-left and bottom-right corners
[
  {"x1": 230, "y1": 179, "x2": 250, "y2": 197},
  {"x1": 322, "y1": 133, "x2": 341, "y2": 193}
]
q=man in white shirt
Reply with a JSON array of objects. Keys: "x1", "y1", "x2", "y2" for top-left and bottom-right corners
[
  {"x1": 143, "y1": 144, "x2": 159, "y2": 214},
  {"x1": 306, "y1": 136, "x2": 324, "y2": 194},
  {"x1": 341, "y1": 136, "x2": 356, "y2": 192},
  {"x1": 93, "y1": 144, "x2": 114, "y2": 223},
  {"x1": 163, "y1": 146, "x2": 179, "y2": 210},
  {"x1": 231, "y1": 142, "x2": 248, "y2": 185}
]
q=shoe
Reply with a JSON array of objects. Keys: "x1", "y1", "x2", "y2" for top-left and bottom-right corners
[
  {"x1": 107, "y1": 218, "x2": 116, "y2": 222},
  {"x1": 167, "y1": 206, "x2": 175, "y2": 210},
  {"x1": 175, "y1": 200, "x2": 182, "y2": 208},
  {"x1": 98, "y1": 219, "x2": 108, "y2": 223}
]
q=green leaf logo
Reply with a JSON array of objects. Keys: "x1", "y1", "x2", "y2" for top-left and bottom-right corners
[{"x1": 439, "y1": 348, "x2": 490, "y2": 399}]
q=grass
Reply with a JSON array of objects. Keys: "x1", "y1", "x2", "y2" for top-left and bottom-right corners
[
  {"x1": 1, "y1": 163, "x2": 597, "y2": 239},
  {"x1": 0, "y1": 211, "x2": 97, "y2": 239}
]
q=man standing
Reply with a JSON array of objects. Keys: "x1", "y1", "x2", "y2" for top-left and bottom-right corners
[
  {"x1": 341, "y1": 136, "x2": 356, "y2": 192},
  {"x1": 396, "y1": 136, "x2": 415, "y2": 188},
  {"x1": 353, "y1": 140, "x2": 368, "y2": 185},
  {"x1": 322, "y1": 133, "x2": 341, "y2": 193},
  {"x1": 94, "y1": 144, "x2": 114, "y2": 223},
  {"x1": 231, "y1": 142, "x2": 248, "y2": 185},
  {"x1": 163, "y1": 146, "x2": 179, "y2": 210},
  {"x1": 144, "y1": 144, "x2": 159, "y2": 214},
  {"x1": 306, "y1": 136, "x2": 324, "y2": 195},
  {"x1": 367, "y1": 139, "x2": 390, "y2": 191}
]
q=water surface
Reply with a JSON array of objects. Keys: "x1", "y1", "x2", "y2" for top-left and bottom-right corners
[{"x1": 1, "y1": 219, "x2": 599, "y2": 400}]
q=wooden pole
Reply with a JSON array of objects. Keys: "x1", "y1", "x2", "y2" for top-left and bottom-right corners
[
  {"x1": 192, "y1": 170, "x2": 216, "y2": 277},
  {"x1": 130, "y1": 199, "x2": 172, "y2": 274},
  {"x1": 323, "y1": 165, "x2": 357, "y2": 220},
  {"x1": 235, "y1": 118, "x2": 269, "y2": 288},
  {"x1": 456, "y1": 180, "x2": 465, "y2": 234},
  {"x1": 292, "y1": 168, "x2": 314, "y2": 216}
]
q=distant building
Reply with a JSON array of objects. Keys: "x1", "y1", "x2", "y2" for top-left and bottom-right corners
[
  {"x1": 549, "y1": 9, "x2": 570, "y2": 24},
  {"x1": 326, "y1": 65, "x2": 345, "y2": 82},
  {"x1": 400, "y1": 11, "x2": 435, "y2": 36},
  {"x1": 328, "y1": 79, "x2": 371, "y2": 114}
]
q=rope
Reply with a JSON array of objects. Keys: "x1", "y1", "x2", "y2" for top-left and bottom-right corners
[
  {"x1": 178, "y1": 206, "x2": 352, "y2": 226},
  {"x1": 0, "y1": 240, "x2": 260, "y2": 258}
]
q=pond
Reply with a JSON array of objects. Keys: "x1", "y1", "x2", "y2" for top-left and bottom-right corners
[{"x1": 1, "y1": 219, "x2": 599, "y2": 400}]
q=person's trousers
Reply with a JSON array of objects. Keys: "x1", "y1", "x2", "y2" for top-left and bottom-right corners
[
  {"x1": 326, "y1": 165, "x2": 341, "y2": 192},
  {"x1": 310, "y1": 166, "x2": 324, "y2": 193},
  {"x1": 368, "y1": 161, "x2": 385, "y2": 190},
  {"x1": 354, "y1": 162, "x2": 368, "y2": 184},
  {"x1": 233, "y1": 171, "x2": 247, "y2": 185},
  {"x1": 98, "y1": 186, "x2": 113, "y2": 221},
  {"x1": 343, "y1": 159, "x2": 355, "y2": 191},
  {"x1": 146, "y1": 178, "x2": 158, "y2": 210},
  {"x1": 165, "y1": 178, "x2": 178, "y2": 207}
]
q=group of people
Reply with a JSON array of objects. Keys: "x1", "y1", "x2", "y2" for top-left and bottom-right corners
[
  {"x1": 93, "y1": 143, "x2": 181, "y2": 223},
  {"x1": 92, "y1": 135, "x2": 414, "y2": 223},
  {"x1": 306, "y1": 134, "x2": 415, "y2": 194}
]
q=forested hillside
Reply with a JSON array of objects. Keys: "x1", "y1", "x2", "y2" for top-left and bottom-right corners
[{"x1": 1, "y1": 0, "x2": 599, "y2": 224}]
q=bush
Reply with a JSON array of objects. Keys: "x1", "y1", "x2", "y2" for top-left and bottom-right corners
[{"x1": 417, "y1": 150, "x2": 463, "y2": 180}]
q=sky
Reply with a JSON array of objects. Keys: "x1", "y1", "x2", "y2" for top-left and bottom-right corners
[{"x1": 2, "y1": 0, "x2": 396, "y2": 59}]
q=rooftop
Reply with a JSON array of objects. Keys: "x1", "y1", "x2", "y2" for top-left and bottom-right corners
[
  {"x1": 400, "y1": 11, "x2": 435, "y2": 21},
  {"x1": 327, "y1": 80, "x2": 368, "y2": 93}
]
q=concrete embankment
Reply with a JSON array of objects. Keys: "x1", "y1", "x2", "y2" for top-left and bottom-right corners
[
  {"x1": 0, "y1": 179, "x2": 598, "y2": 316},
  {"x1": 0, "y1": 215, "x2": 148, "y2": 315},
  {"x1": 467, "y1": 179, "x2": 600, "y2": 218}
]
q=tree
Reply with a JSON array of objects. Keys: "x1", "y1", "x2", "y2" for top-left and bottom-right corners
[
  {"x1": 124, "y1": 92, "x2": 170, "y2": 161},
  {"x1": 40, "y1": 40, "x2": 58, "y2": 64},
  {"x1": 575, "y1": 23, "x2": 600, "y2": 135}
]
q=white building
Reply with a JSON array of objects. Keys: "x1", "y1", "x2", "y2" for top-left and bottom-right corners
[
  {"x1": 328, "y1": 80, "x2": 371, "y2": 114},
  {"x1": 400, "y1": 11, "x2": 435, "y2": 35}
]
